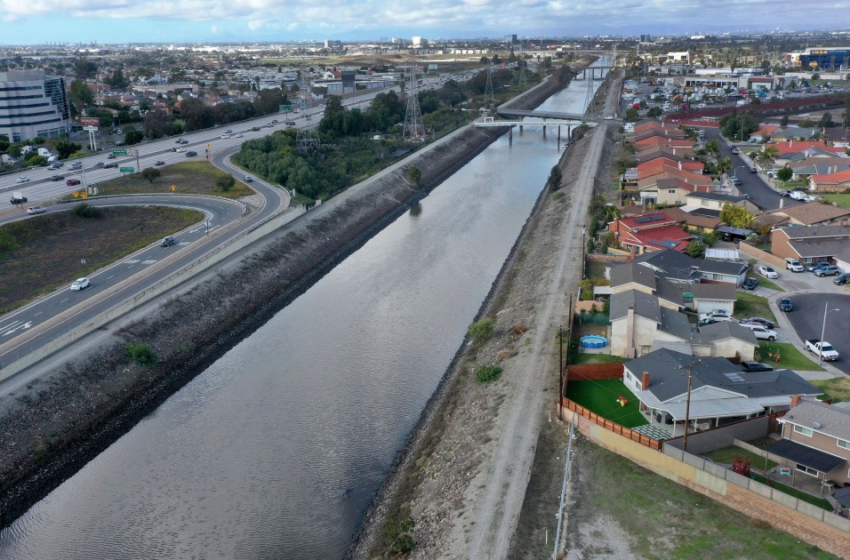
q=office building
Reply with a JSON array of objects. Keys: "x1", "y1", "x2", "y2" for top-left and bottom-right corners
[{"x1": 0, "y1": 70, "x2": 71, "y2": 142}]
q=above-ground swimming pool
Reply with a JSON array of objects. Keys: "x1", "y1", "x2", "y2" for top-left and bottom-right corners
[{"x1": 580, "y1": 335, "x2": 607, "y2": 349}]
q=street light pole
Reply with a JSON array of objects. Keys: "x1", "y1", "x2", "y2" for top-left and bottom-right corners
[{"x1": 819, "y1": 301, "x2": 840, "y2": 366}]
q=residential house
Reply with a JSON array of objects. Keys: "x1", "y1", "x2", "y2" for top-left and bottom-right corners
[
  {"x1": 810, "y1": 169, "x2": 850, "y2": 193},
  {"x1": 788, "y1": 158, "x2": 850, "y2": 182},
  {"x1": 698, "y1": 259, "x2": 749, "y2": 286},
  {"x1": 773, "y1": 140, "x2": 847, "y2": 168},
  {"x1": 634, "y1": 136, "x2": 694, "y2": 152},
  {"x1": 664, "y1": 206, "x2": 723, "y2": 234},
  {"x1": 634, "y1": 144, "x2": 696, "y2": 164},
  {"x1": 769, "y1": 225, "x2": 850, "y2": 266},
  {"x1": 634, "y1": 170, "x2": 714, "y2": 205},
  {"x1": 610, "y1": 262, "x2": 686, "y2": 310},
  {"x1": 689, "y1": 321, "x2": 758, "y2": 360},
  {"x1": 769, "y1": 398, "x2": 850, "y2": 486},
  {"x1": 763, "y1": 202, "x2": 850, "y2": 227},
  {"x1": 609, "y1": 290, "x2": 690, "y2": 357},
  {"x1": 608, "y1": 213, "x2": 694, "y2": 255},
  {"x1": 623, "y1": 348, "x2": 821, "y2": 436},
  {"x1": 654, "y1": 178, "x2": 713, "y2": 206},
  {"x1": 690, "y1": 282, "x2": 737, "y2": 316},
  {"x1": 632, "y1": 248, "x2": 703, "y2": 282},
  {"x1": 683, "y1": 192, "x2": 760, "y2": 217}
]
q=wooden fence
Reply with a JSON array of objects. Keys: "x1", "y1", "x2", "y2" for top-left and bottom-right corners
[
  {"x1": 566, "y1": 363, "x2": 624, "y2": 381},
  {"x1": 562, "y1": 398, "x2": 663, "y2": 450},
  {"x1": 738, "y1": 241, "x2": 787, "y2": 269}
]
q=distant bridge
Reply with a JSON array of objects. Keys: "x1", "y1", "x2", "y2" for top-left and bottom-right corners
[
  {"x1": 572, "y1": 66, "x2": 614, "y2": 80},
  {"x1": 473, "y1": 116, "x2": 595, "y2": 147},
  {"x1": 494, "y1": 108, "x2": 622, "y2": 124}
]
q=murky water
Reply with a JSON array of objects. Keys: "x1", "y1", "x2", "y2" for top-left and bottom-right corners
[{"x1": 0, "y1": 60, "x2": 609, "y2": 559}]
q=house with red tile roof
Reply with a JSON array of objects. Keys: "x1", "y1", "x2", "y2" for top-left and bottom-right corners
[
  {"x1": 634, "y1": 136, "x2": 694, "y2": 152},
  {"x1": 608, "y1": 213, "x2": 694, "y2": 255},
  {"x1": 809, "y1": 169, "x2": 850, "y2": 193},
  {"x1": 634, "y1": 144, "x2": 696, "y2": 163},
  {"x1": 637, "y1": 158, "x2": 704, "y2": 180}
]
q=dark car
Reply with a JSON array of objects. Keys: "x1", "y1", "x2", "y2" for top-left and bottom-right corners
[
  {"x1": 107, "y1": 154, "x2": 116, "y2": 159},
  {"x1": 739, "y1": 317, "x2": 776, "y2": 329},
  {"x1": 740, "y1": 361, "x2": 775, "y2": 373},
  {"x1": 160, "y1": 236, "x2": 176, "y2": 247},
  {"x1": 154, "y1": 160, "x2": 165, "y2": 166},
  {"x1": 835, "y1": 274, "x2": 850, "y2": 286},
  {"x1": 185, "y1": 151, "x2": 197, "y2": 157},
  {"x1": 698, "y1": 318, "x2": 720, "y2": 327},
  {"x1": 50, "y1": 174, "x2": 63, "y2": 181},
  {"x1": 66, "y1": 178, "x2": 81, "y2": 186},
  {"x1": 779, "y1": 298, "x2": 793, "y2": 312},
  {"x1": 742, "y1": 277, "x2": 759, "y2": 291},
  {"x1": 104, "y1": 162, "x2": 118, "y2": 168}
]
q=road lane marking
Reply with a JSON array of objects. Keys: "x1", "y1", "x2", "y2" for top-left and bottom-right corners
[
  {"x1": 142, "y1": 259, "x2": 157, "y2": 265},
  {"x1": 1, "y1": 321, "x2": 32, "y2": 337},
  {"x1": 60, "y1": 298, "x2": 69, "y2": 303},
  {"x1": 124, "y1": 259, "x2": 141, "y2": 264}
]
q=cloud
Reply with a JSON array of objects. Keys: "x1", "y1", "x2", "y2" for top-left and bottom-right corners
[{"x1": 211, "y1": 25, "x2": 222, "y2": 34}]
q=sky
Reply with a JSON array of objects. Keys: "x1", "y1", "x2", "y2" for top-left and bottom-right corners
[{"x1": 0, "y1": 0, "x2": 849, "y2": 45}]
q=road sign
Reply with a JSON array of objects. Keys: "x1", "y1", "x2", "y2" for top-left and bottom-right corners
[
  {"x1": 171, "y1": 185, "x2": 176, "y2": 192},
  {"x1": 112, "y1": 149, "x2": 128, "y2": 156},
  {"x1": 279, "y1": 104, "x2": 293, "y2": 112},
  {"x1": 83, "y1": 126, "x2": 99, "y2": 132},
  {"x1": 80, "y1": 117, "x2": 100, "y2": 127},
  {"x1": 119, "y1": 166, "x2": 134, "y2": 173}
]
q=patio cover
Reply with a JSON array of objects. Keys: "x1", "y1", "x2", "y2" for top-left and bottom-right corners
[
  {"x1": 834, "y1": 486, "x2": 850, "y2": 508},
  {"x1": 766, "y1": 439, "x2": 846, "y2": 474}
]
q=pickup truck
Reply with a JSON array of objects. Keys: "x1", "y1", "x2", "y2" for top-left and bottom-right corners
[{"x1": 805, "y1": 339, "x2": 840, "y2": 361}]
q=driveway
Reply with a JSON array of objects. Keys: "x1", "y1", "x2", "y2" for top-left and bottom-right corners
[{"x1": 780, "y1": 292, "x2": 850, "y2": 375}]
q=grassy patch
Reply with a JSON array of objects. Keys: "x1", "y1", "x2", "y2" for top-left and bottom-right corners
[
  {"x1": 0, "y1": 206, "x2": 203, "y2": 313},
  {"x1": 822, "y1": 194, "x2": 850, "y2": 208},
  {"x1": 70, "y1": 161, "x2": 254, "y2": 199},
  {"x1": 568, "y1": 441, "x2": 837, "y2": 559},
  {"x1": 735, "y1": 292, "x2": 778, "y2": 321},
  {"x1": 565, "y1": 380, "x2": 648, "y2": 428},
  {"x1": 750, "y1": 473, "x2": 833, "y2": 511},
  {"x1": 585, "y1": 259, "x2": 608, "y2": 280},
  {"x1": 811, "y1": 377, "x2": 850, "y2": 403},
  {"x1": 758, "y1": 341, "x2": 824, "y2": 372},
  {"x1": 702, "y1": 445, "x2": 778, "y2": 471},
  {"x1": 744, "y1": 274, "x2": 784, "y2": 293},
  {"x1": 570, "y1": 353, "x2": 630, "y2": 365}
]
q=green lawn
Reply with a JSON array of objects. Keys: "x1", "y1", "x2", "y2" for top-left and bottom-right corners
[
  {"x1": 822, "y1": 194, "x2": 850, "y2": 209},
  {"x1": 702, "y1": 445, "x2": 778, "y2": 472},
  {"x1": 585, "y1": 259, "x2": 608, "y2": 280},
  {"x1": 758, "y1": 341, "x2": 825, "y2": 372},
  {"x1": 750, "y1": 473, "x2": 833, "y2": 511},
  {"x1": 745, "y1": 274, "x2": 784, "y2": 293},
  {"x1": 569, "y1": 353, "x2": 630, "y2": 365},
  {"x1": 735, "y1": 292, "x2": 778, "y2": 321},
  {"x1": 565, "y1": 379, "x2": 648, "y2": 428},
  {"x1": 811, "y1": 377, "x2": 850, "y2": 403}
]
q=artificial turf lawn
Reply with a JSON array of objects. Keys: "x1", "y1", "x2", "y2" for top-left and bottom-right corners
[{"x1": 565, "y1": 379, "x2": 648, "y2": 428}]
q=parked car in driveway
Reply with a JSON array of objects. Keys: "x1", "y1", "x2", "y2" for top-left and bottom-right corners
[
  {"x1": 807, "y1": 262, "x2": 829, "y2": 273},
  {"x1": 699, "y1": 310, "x2": 733, "y2": 321},
  {"x1": 835, "y1": 273, "x2": 850, "y2": 286},
  {"x1": 757, "y1": 265, "x2": 779, "y2": 279},
  {"x1": 815, "y1": 265, "x2": 841, "y2": 277},
  {"x1": 779, "y1": 298, "x2": 793, "y2": 311},
  {"x1": 741, "y1": 324, "x2": 778, "y2": 341},
  {"x1": 742, "y1": 277, "x2": 759, "y2": 291},
  {"x1": 784, "y1": 258, "x2": 804, "y2": 272},
  {"x1": 70, "y1": 277, "x2": 90, "y2": 291},
  {"x1": 739, "y1": 317, "x2": 776, "y2": 329}
]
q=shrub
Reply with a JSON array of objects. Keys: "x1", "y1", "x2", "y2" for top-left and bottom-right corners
[
  {"x1": 141, "y1": 167, "x2": 161, "y2": 183},
  {"x1": 125, "y1": 343, "x2": 156, "y2": 366},
  {"x1": 385, "y1": 516, "x2": 415, "y2": 554},
  {"x1": 475, "y1": 365, "x2": 503, "y2": 383},
  {"x1": 216, "y1": 174, "x2": 235, "y2": 191},
  {"x1": 72, "y1": 203, "x2": 103, "y2": 218},
  {"x1": 468, "y1": 318, "x2": 495, "y2": 341}
]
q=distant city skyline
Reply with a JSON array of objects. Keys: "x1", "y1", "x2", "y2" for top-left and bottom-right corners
[{"x1": 0, "y1": 1, "x2": 849, "y2": 46}]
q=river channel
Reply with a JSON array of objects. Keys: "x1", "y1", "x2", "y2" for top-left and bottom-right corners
[{"x1": 0, "y1": 60, "x2": 609, "y2": 559}]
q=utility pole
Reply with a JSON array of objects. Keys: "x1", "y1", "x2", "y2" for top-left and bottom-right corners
[{"x1": 680, "y1": 360, "x2": 700, "y2": 452}]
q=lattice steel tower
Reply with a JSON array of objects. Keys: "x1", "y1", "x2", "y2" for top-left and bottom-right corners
[
  {"x1": 403, "y1": 63, "x2": 425, "y2": 140},
  {"x1": 584, "y1": 70, "x2": 597, "y2": 120},
  {"x1": 518, "y1": 59, "x2": 527, "y2": 89},
  {"x1": 484, "y1": 59, "x2": 496, "y2": 106},
  {"x1": 296, "y1": 74, "x2": 320, "y2": 152}
]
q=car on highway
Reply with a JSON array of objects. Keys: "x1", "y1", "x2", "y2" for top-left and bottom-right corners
[
  {"x1": 50, "y1": 174, "x2": 64, "y2": 181},
  {"x1": 243, "y1": 175, "x2": 253, "y2": 182},
  {"x1": 104, "y1": 163, "x2": 118, "y2": 168},
  {"x1": 815, "y1": 265, "x2": 841, "y2": 277},
  {"x1": 174, "y1": 147, "x2": 185, "y2": 152},
  {"x1": 742, "y1": 277, "x2": 759, "y2": 291},
  {"x1": 185, "y1": 151, "x2": 197, "y2": 157},
  {"x1": 221, "y1": 134, "x2": 231, "y2": 139},
  {"x1": 236, "y1": 133, "x2": 244, "y2": 138},
  {"x1": 835, "y1": 273, "x2": 850, "y2": 286},
  {"x1": 107, "y1": 154, "x2": 116, "y2": 159},
  {"x1": 154, "y1": 160, "x2": 165, "y2": 166},
  {"x1": 784, "y1": 258, "x2": 804, "y2": 272},
  {"x1": 757, "y1": 265, "x2": 778, "y2": 279},
  {"x1": 16, "y1": 176, "x2": 30, "y2": 183},
  {"x1": 68, "y1": 162, "x2": 82, "y2": 170},
  {"x1": 285, "y1": 121, "x2": 296, "y2": 127},
  {"x1": 176, "y1": 138, "x2": 189, "y2": 144},
  {"x1": 779, "y1": 298, "x2": 793, "y2": 312},
  {"x1": 70, "y1": 277, "x2": 90, "y2": 291},
  {"x1": 26, "y1": 206, "x2": 46, "y2": 214},
  {"x1": 225, "y1": 129, "x2": 232, "y2": 133},
  {"x1": 739, "y1": 317, "x2": 776, "y2": 329},
  {"x1": 160, "y1": 236, "x2": 176, "y2": 247},
  {"x1": 251, "y1": 126, "x2": 261, "y2": 131},
  {"x1": 66, "y1": 178, "x2": 81, "y2": 186}
]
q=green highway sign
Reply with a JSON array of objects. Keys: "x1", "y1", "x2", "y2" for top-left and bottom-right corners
[
  {"x1": 279, "y1": 104, "x2": 293, "y2": 111},
  {"x1": 112, "y1": 149, "x2": 128, "y2": 156},
  {"x1": 119, "y1": 166, "x2": 135, "y2": 173}
]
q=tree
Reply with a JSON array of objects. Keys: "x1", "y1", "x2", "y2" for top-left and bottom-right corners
[
  {"x1": 780, "y1": 114, "x2": 789, "y2": 127},
  {"x1": 55, "y1": 140, "x2": 81, "y2": 159},
  {"x1": 777, "y1": 167, "x2": 793, "y2": 182},
  {"x1": 716, "y1": 156, "x2": 732, "y2": 176},
  {"x1": 143, "y1": 109, "x2": 175, "y2": 139},
  {"x1": 124, "y1": 128, "x2": 144, "y2": 145},
  {"x1": 73, "y1": 58, "x2": 98, "y2": 79},
  {"x1": 819, "y1": 111, "x2": 835, "y2": 128},
  {"x1": 215, "y1": 174, "x2": 235, "y2": 191},
  {"x1": 812, "y1": 72, "x2": 821, "y2": 81},
  {"x1": 141, "y1": 167, "x2": 161, "y2": 182},
  {"x1": 686, "y1": 240, "x2": 706, "y2": 258},
  {"x1": 546, "y1": 165, "x2": 562, "y2": 190},
  {"x1": 720, "y1": 202, "x2": 754, "y2": 228},
  {"x1": 624, "y1": 107, "x2": 639, "y2": 122},
  {"x1": 647, "y1": 107, "x2": 662, "y2": 118},
  {"x1": 107, "y1": 67, "x2": 130, "y2": 89},
  {"x1": 704, "y1": 139, "x2": 720, "y2": 157},
  {"x1": 407, "y1": 165, "x2": 422, "y2": 187},
  {"x1": 179, "y1": 98, "x2": 215, "y2": 131},
  {"x1": 69, "y1": 79, "x2": 94, "y2": 115}
]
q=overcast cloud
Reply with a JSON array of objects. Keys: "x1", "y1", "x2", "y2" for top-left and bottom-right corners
[{"x1": 0, "y1": 0, "x2": 849, "y2": 44}]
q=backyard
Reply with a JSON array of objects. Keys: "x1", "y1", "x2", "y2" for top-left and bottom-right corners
[
  {"x1": 565, "y1": 379, "x2": 648, "y2": 428},
  {"x1": 703, "y1": 444, "x2": 779, "y2": 472},
  {"x1": 812, "y1": 377, "x2": 850, "y2": 403}
]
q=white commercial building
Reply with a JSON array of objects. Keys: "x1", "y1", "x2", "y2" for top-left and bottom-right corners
[{"x1": 0, "y1": 70, "x2": 71, "y2": 142}]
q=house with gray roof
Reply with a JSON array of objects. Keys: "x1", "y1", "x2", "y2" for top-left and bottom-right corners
[
  {"x1": 768, "y1": 398, "x2": 850, "y2": 486},
  {"x1": 622, "y1": 349, "x2": 821, "y2": 438},
  {"x1": 633, "y1": 248, "x2": 702, "y2": 282},
  {"x1": 698, "y1": 259, "x2": 749, "y2": 287}
]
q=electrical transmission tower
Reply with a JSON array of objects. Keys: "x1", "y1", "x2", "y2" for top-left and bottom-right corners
[
  {"x1": 518, "y1": 59, "x2": 527, "y2": 89},
  {"x1": 403, "y1": 63, "x2": 425, "y2": 141},
  {"x1": 484, "y1": 59, "x2": 496, "y2": 106},
  {"x1": 296, "y1": 74, "x2": 320, "y2": 152},
  {"x1": 584, "y1": 71, "x2": 597, "y2": 120}
]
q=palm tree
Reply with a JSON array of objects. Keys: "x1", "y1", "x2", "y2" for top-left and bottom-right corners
[
  {"x1": 758, "y1": 145, "x2": 779, "y2": 166},
  {"x1": 716, "y1": 156, "x2": 732, "y2": 176}
]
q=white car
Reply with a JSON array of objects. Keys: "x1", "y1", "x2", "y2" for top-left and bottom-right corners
[
  {"x1": 741, "y1": 324, "x2": 778, "y2": 341},
  {"x1": 235, "y1": 133, "x2": 244, "y2": 138},
  {"x1": 70, "y1": 277, "x2": 90, "y2": 291},
  {"x1": 26, "y1": 206, "x2": 46, "y2": 214},
  {"x1": 16, "y1": 176, "x2": 30, "y2": 183},
  {"x1": 784, "y1": 258, "x2": 804, "y2": 272},
  {"x1": 757, "y1": 265, "x2": 779, "y2": 279},
  {"x1": 221, "y1": 134, "x2": 231, "y2": 139},
  {"x1": 698, "y1": 310, "x2": 733, "y2": 322}
]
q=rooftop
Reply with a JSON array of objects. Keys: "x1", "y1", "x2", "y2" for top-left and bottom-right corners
[{"x1": 783, "y1": 399, "x2": 850, "y2": 442}]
